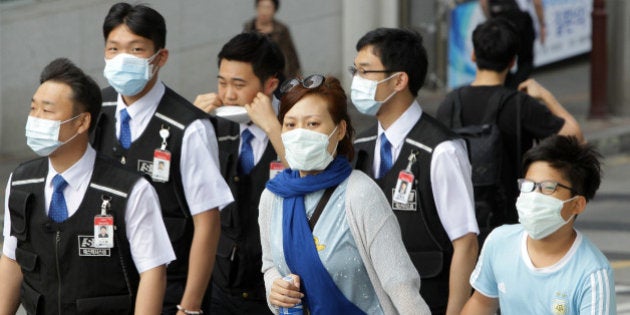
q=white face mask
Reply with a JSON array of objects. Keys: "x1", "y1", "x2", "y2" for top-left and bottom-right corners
[
  {"x1": 25, "y1": 115, "x2": 81, "y2": 156},
  {"x1": 103, "y1": 50, "x2": 161, "y2": 96},
  {"x1": 212, "y1": 105, "x2": 251, "y2": 124},
  {"x1": 516, "y1": 192, "x2": 578, "y2": 240},
  {"x1": 350, "y1": 73, "x2": 399, "y2": 116},
  {"x1": 281, "y1": 127, "x2": 338, "y2": 171}
]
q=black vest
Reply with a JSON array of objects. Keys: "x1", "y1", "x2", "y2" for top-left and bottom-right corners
[
  {"x1": 213, "y1": 118, "x2": 276, "y2": 296},
  {"x1": 9, "y1": 156, "x2": 140, "y2": 315},
  {"x1": 91, "y1": 86, "x2": 207, "y2": 280},
  {"x1": 353, "y1": 114, "x2": 456, "y2": 313}
]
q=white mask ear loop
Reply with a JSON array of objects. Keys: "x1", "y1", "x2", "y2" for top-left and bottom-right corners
[{"x1": 375, "y1": 73, "x2": 400, "y2": 102}]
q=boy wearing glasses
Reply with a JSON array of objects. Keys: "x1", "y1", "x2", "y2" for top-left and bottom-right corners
[
  {"x1": 351, "y1": 28, "x2": 479, "y2": 314},
  {"x1": 462, "y1": 135, "x2": 616, "y2": 315},
  {"x1": 193, "y1": 32, "x2": 284, "y2": 314}
]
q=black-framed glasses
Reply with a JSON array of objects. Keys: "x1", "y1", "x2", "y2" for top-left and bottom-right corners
[
  {"x1": 279, "y1": 74, "x2": 326, "y2": 95},
  {"x1": 348, "y1": 65, "x2": 393, "y2": 76},
  {"x1": 517, "y1": 179, "x2": 576, "y2": 195}
]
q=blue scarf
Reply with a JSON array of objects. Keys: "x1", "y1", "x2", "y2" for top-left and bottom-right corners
[{"x1": 266, "y1": 157, "x2": 365, "y2": 315}]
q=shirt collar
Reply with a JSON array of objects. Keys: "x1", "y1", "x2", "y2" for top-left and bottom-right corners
[
  {"x1": 115, "y1": 81, "x2": 165, "y2": 121},
  {"x1": 378, "y1": 100, "x2": 423, "y2": 149},
  {"x1": 47, "y1": 145, "x2": 96, "y2": 192}
]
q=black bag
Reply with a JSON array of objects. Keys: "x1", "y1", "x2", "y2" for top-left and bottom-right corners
[
  {"x1": 488, "y1": 0, "x2": 521, "y2": 16},
  {"x1": 448, "y1": 88, "x2": 520, "y2": 244}
]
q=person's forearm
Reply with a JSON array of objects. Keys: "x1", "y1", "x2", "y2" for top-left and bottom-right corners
[
  {"x1": 446, "y1": 233, "x2": 478, "y2": 315},
  {"x1": 135, "y1": 265, "x2": 167, "y2": 315},
  {"x1": 179, "y1": 210, "x2": 220, "y2": 312},
  {"x1": 540, "y1": 90, "x2": 584, "y2": 142},
  {"x1": 265, "y1": 123, "x2": 288, "y2": 168},
  {"x1": 534, "y1": 0, "x2": 545, "y2": 26},
  {"x1": 0, "y1": 255, "x2": 23, "y2": 315}
]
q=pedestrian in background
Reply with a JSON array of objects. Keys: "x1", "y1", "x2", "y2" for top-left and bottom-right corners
[
  {"x1": 0, "y1": 58, "x2": 174, "y2": 314},
  {"x1": 193, "y1": 31, "x2": 285, "y2": 315},
  {"x1": 259, "y1": 75, "x2": 430, "y2": 314},
  {"x1": 91, "y1": 3, "x2": 233, "y2": 314},
  {"x1": 480, "y1": 0, "x2": 546, "y2": 88},
  {"x1": 351, "y1": 28, "x2": 479, "y2": 315},
  {"x1": 437, "y1": 18, "x2": 583, "y2": 244},
  {"x1": 462, "y1": 135, "x2": 616, "y2": 315},
  {"x1": 244, "y1": 0, "x2": 302, "y2": 79}
]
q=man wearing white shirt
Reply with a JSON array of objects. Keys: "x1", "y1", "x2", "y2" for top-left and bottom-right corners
[
  {"x1": 192, "y1": 32, "x2": 284, "y2": 315},
  {"x1": 90, "y1": 3, "x2": 234, "y2": 315},
  {"x1": 0, "y1": 58, "x2": 174, "y2": 315},
  {"x1": 350, "y1": 28, "x2": 479, "y2": 315}
]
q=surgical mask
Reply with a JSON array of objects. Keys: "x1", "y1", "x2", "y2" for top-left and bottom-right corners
[
  {"x1": 516, "y1": 192, "x2": 578, "y2": 240},
  {"x1": 103, "y1": 50, "x2": 161, "y2": 96},
  {"x1": 212, "y1": 105, "x2": 250, "y2": 124},
  {"x1": 25, "y1": 115, "x2": 82, "y2": 156},
  {"x1": 350, "y1": 73, "x2": 399, "y2": 116},
  {"x1": 282, "y1": 127, "x2": 338, "y2": 171}
]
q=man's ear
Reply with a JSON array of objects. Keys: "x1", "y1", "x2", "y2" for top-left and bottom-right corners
[
  {"x1": 155, "y1": 48, "x2": 169, "y2": 67},
  {"x1": 77, "y1": 112, "x2": 91, "y2": 135},
  {"x1": 471, "y1": 51, "x2": 477, "y2": 63},
  {"x1": 263, "y1": 77, "x2": 280, "y2": 96},
  {"x1": 393, "y1": 72, "x2": 409, "y2": 92}
]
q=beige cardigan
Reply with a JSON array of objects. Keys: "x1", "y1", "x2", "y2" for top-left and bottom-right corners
[{"x1": 258, "y1": 170, "x2": 430, "y2": 315}]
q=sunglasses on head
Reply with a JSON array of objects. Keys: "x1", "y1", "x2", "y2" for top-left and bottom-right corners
[{"x1": 279, "y1": 74, "x2": 326, "y2": 95}]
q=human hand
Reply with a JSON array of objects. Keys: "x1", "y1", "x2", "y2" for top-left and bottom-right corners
[
  {"x1": 245, "y1": 92, "x2": 280, "y2": 133},
  {"x1": 269, "y1": 274, "x2": 303, "y2": 308},
  {"x1": 193, "y1": 92, "x2": 223, "y2": 114},
  {"x1": 517, "y1": 79, "x2": 550, "y2": 101}
]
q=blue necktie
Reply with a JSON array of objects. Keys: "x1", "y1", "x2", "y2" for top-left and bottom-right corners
[
  {"x1": 49, "y1": 174, "x2": 68, "y2": 222},
  {"x1": 119, "y1": 108, "x2": 132, "y2": 149},
  {"x1": 239, "y1": 129, "x2": 255, "y2": 175},
  {"x1": 378, "y1": 133, "x2": 392, "y2": 179}
]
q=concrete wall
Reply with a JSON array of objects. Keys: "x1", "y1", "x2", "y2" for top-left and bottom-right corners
[{"x1": 0, "y1": 0, "x2": 348, "y2": 156}]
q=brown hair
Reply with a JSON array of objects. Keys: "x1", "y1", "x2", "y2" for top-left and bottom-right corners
[{"x1": 279, "y1": 76, "x2": 355, "y2": 161}]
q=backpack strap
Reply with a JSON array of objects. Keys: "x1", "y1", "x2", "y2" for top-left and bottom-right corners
[
  {"x1": 480, "y1": 89, "x2": 508, "y2": 123},
  {"x1": 451, "y1": 89, "x2": 464, "y2": 128},
  {"x1": 515, "y1": 92, "x2": 523, "y2": 176}
]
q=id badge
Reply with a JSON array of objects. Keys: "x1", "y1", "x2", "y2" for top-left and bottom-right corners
[
  {"x1": 152, "y1": 149, "x2": 171, "y2": 182},
  {"x1": 269, "y1": 161, "x2": 284, "y2": 179},
  {"x1": 94, "y1": 215, "x2": 114, "y2": 248},
  {"x1": 393, "y1": 171, "x2": 414, "y2": 204}
]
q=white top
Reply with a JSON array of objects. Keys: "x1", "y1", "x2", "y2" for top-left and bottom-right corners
[
  {"x1": 259, "y1": 171, "x2": 430, "y2": 315},
  {"x1": 374, "y1": 100, "x2": 478, "y2": 240},
  {"x1": 112, "y1": 81, "x2": 233, "y2": 214},
  {"x1": 2, "y1": 145, "x2": 175, "y2": 273}
]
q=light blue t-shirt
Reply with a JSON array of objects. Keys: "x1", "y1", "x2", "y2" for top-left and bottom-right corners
[
  {"x1": 269, "y1": 178, "x2": 383, "y2": 315},
  {"x1": 471, "y1": 224, "x2": 616, "y2": 315}
]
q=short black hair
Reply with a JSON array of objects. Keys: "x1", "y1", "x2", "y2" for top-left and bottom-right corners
[
  {"x1": 39, "y1": 58, "x2": 102, "y2": 132},
  {"x1": 103, "y1": 3, "x2": 166, "y2": 50},
  {"x1": 522, "y1": 135, "x2": 603, "y2": 202},
  {"x1": 472, "y1": 17, "x2": 519, "y2": 72},
  {"x1": 218, "y1": 32, "x2": 285, "y2": 85},
  {"x1": 256, "y1": 0, "x2": 279, "y2": 11},
  {"x1": 356, "y1": 28, "x2": 428, "y2": 97}
]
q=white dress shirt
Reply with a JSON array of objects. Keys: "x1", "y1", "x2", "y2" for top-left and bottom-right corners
[
  {"x1": 2, "y1": 145, "x2": 175, "y2": 273},
  {"x1": 237, "y1": 96, "x2": 279, "y2": 165},
  {"x1": 113, "y1": 81, "x2": 234, "y2": 215},
  {"x1": 374, "y1": 100, "x2": 479, "y2": 240}
]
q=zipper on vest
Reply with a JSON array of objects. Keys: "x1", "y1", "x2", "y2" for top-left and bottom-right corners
[
  {"x1": 114, "y1": 226, "x2": 133, "y2": 298},
  {"x1": 54, "y1": 231, "x2": 62, "y2": 315}
]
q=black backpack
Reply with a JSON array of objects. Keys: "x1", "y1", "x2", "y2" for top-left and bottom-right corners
[{"x1": 447, "y1": 88, "x2": 520, "y2": 244}]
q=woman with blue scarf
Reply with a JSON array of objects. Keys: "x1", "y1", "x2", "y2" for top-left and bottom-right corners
[{"x1": 259, "y1": 75, "x2": 430, "y2": 314}]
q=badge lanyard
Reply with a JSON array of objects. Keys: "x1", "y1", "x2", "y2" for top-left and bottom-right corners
[
  {"x1": 393, "y1": 151, "x2": 418, "y2": 204},
  {"x1": 94, "y1": 195, "x2": 114, "y2": 248},
  {"x1": 152, "y1": 125, "x2": 171, "y2": 182}
]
